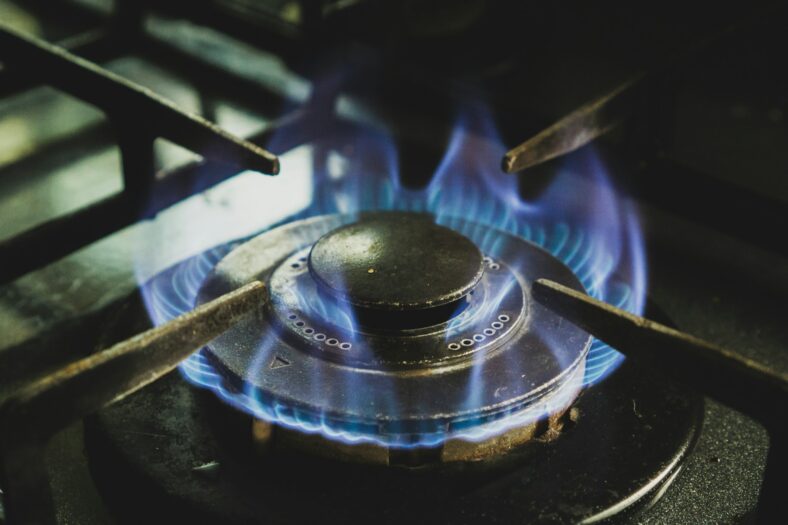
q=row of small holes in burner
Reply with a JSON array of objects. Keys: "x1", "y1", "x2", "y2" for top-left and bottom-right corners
[
  {"x1": 289, "y1": 255, "x2": 309, "y2": 270},
  {"x1": 286, "y1": 313, "x2": 352, "y2": 350},
  {"x1": 447, "y1": 314, "x2": 510, "y2": 351},
  {"x1": 482, "y1": 256, "x2": 500, "y2": 271}
]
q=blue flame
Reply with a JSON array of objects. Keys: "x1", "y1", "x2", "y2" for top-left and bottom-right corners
[{"x1": 137, "y1": 102, "x2": 646, "y2": 447}]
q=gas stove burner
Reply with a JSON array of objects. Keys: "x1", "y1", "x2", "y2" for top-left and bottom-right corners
[
  {"x1": 89, "y1": 216, "x2": 703, "y2": 524},
  {"x1": 196, "y1": 212, "x2": 590, "y2": 458}
]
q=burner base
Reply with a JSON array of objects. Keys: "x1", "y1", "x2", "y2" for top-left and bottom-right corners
[{"x1": 86, "y1": 357, "x2": 702, "y2": 524}]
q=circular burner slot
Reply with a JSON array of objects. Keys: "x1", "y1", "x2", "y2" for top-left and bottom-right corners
[{"x1": 269, "y1": 246, "x2": 525, "y2": 369}]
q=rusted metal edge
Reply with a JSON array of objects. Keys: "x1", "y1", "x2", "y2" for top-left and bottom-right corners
[
  {"x1": 502, "y1": 3, "x2": 784, "y2": 174},
  {"x1": 531, "y1": 278, "x2": 788, "y2": 421},
  {"x1": 0, "y1": 22, "x2": 280, "y2": 175},
  {"x1": 501, "y1": 75, "x2": 643, "y2": 173},
  {"x1": 0, "y1": 104, "x2": 329, "y2": 286},
  {"x1": 0, "y1": 27, "x2": 118, "y2": 97},
  {"x1": 532, "y1": 278, "x2": 788, "y2": 522},
  {"x1": 0, "y1": 280, "x2": 266, "y2": 439},
  {"x1": 0, "y1": 280, "x2": 265, "y2": 524}
]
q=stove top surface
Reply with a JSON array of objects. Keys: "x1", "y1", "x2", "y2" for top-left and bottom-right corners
[{"x1": 1, "y1": 1, "x2": 786, "y2": 524}]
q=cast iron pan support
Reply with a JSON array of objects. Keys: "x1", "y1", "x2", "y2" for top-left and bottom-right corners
[{"x1": 0, "y1": 282, "x2": 266, "y2": 525}]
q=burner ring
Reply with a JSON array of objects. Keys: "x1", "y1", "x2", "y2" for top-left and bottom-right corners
[
  {"x1": 197, "y1": 212, "x2": 591, "y2": 442},
  {"x1": 269, "y1": 247, "x2": 524, "y2": 368}
]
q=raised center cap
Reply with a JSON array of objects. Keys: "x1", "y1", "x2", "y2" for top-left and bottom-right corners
[{"x1": 308, "y1": 213, "x2": 484, "y2": 311}]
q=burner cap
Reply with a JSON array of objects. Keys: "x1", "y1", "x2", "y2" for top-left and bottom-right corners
[{"x1": 309, "y1": 214, "x2": 483, "y2": 311}]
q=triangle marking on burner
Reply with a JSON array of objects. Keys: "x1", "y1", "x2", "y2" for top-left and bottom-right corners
[{"x1": 269, "y1": 355, "x2": 291, "y2": 369}]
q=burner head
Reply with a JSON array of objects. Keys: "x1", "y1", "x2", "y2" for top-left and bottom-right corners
[
  {"x1": 309, "y1": 214, "x2": 484, "y2": 312},
  {"x1": 196, "y1": 212, "x2": 591, "y2": 462}
]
